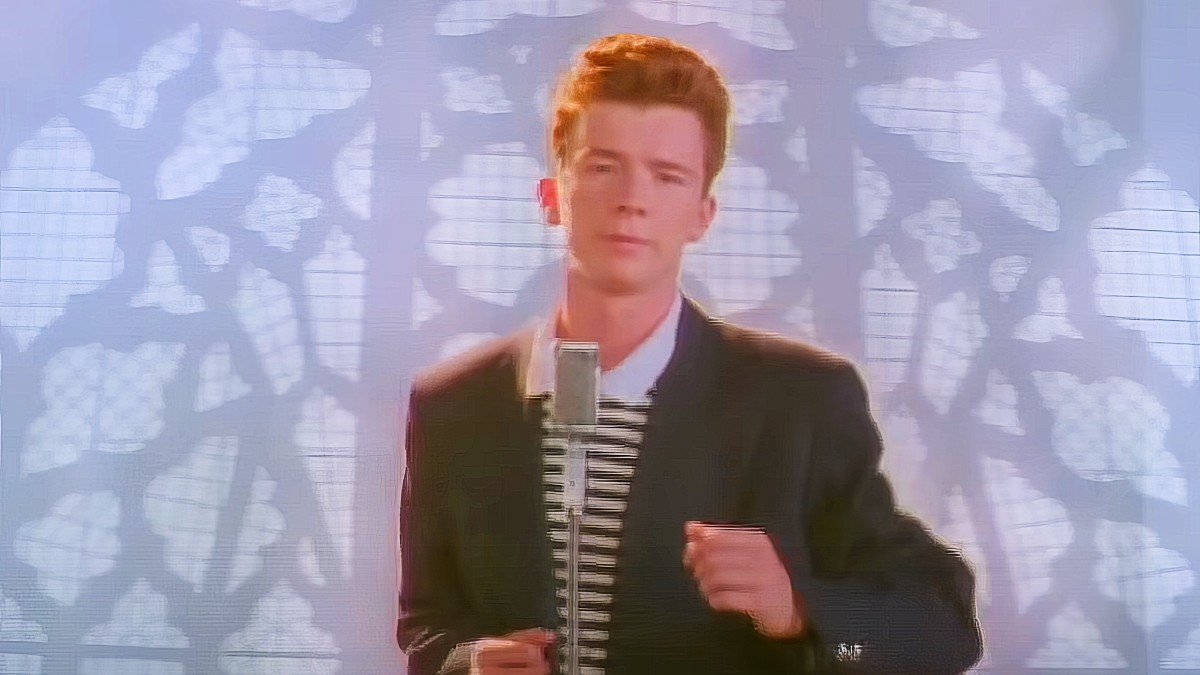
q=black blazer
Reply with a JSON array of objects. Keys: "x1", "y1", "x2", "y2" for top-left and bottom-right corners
[{"x1": 398, "y1": 296, "x2": 982, "y2": 674}]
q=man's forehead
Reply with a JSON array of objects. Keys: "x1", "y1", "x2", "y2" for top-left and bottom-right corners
[
  {"x1": 577, "y1": 101, "x2": 703, "y2": 131},
  {"x1": 566, "y1": 102, "x2": 706, "y2": 162}
]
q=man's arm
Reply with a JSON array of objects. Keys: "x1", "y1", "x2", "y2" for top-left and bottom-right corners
[
  {"x1": 397, "y1": 387, "x2": 481, "y2": 675},
  {"x1": 768, "y1": 363, "x2": 983, "y2": 674}
]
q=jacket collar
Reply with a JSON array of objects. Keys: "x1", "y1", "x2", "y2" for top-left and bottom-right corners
[{"x1": 524, "y1": 291, "x2": 684, "y2": 400}]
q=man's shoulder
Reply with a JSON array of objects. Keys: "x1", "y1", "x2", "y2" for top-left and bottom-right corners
[
  {"x1": 410, "y1": 330, "x2": 526, "y2": 404},
  {"x1": 713, "y1": 319, "x2": 855, "y2": 377}
]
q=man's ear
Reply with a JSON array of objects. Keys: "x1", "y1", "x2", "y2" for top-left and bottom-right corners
[
  {"x1": 537, "y1": 178, "x2": 562, "y2": 226},
  {"x1": 687, "y1": 193, "x2": 717, "y2": 243}
]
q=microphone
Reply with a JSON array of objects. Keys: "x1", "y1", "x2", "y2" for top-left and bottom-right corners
[
  {"x1": 552, "y1": 341, "x2": 598, "y2": 675},
  {"x1": 553, "y1": 342, "x2": 599, "y2": 508},
  {"x1": 552, "y1": 342, "x2": 599, "y2": 423}
]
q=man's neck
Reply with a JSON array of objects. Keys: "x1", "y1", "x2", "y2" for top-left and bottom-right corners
[{"x1": 555, "y1": 275, "x2": 678, "y2": 373}]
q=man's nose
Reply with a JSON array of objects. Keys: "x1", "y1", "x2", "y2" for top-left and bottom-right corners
[{"x1": 616, "y1": 171, "x2": 650, "y2": 216}]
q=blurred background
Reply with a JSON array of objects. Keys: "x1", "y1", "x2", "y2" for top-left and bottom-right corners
[{"x1": 1, "y1": 1, "x2": 1197, "y2": 672}]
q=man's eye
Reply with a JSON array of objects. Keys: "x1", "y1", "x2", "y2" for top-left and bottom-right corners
[
  {"x1": 659, "y1": 173, "x2": 684, "y2": 184},
  {"x1": 589, "y1": 163, "x2": 615, "y2": 173}
]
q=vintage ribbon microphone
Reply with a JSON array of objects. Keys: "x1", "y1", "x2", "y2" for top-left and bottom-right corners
[{"x1": 552, "y1": 341, "x2": 599, "y2": 675}]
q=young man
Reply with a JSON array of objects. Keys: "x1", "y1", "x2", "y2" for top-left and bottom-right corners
[{"x1": 398, "y1": 34, "x2": 982, "y2": 674}]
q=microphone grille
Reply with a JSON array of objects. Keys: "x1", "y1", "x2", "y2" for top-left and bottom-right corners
[{"x1": 553, "y1": 341, "x2": 599, "y2": 428}]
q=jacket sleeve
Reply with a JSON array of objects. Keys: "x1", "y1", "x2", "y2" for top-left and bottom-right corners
[
  {"x1": 397, "y1": 386, "x2": 483, "y2": 675},
  {"x1": 765, "y1": 363, "x2": 983, "y2": 674}
]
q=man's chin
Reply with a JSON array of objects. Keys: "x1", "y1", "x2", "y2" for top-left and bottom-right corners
[
  {"x1": 586, "y1": 273, "x2": 657, "y2": 297},
  {"x1": 569, "y1": 260, "x2": 670, "y2": 296}
]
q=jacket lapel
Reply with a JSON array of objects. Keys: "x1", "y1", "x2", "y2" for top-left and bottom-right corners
[
  {"x1": 474, "y1": 323, "x2": 557, "y2": 630},
  {"x1": 607, "y1": 298, "x2": 772, "y2": 663},
  {"x1": 625, "y1": 296, "x2": 727, "y2": 525}
]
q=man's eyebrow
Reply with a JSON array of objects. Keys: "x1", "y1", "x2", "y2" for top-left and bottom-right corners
[
  {"x1": 647, "y1": 158, "x2": 698, "y2": 177},
  {"x1": 580, "y1": 148, "x2": 623, "y2": 160}
]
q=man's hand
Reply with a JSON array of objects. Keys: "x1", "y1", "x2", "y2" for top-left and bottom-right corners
[
  {"x1": 469, "y1": 628, "x2": 556, "y2": 675},
  {"x1": 683, "y1": 521, "x2": 808, "y2": 640}
]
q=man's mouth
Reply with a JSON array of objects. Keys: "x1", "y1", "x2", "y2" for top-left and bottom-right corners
[{"x1": 603, "y1": 234, "x2": 650, "y2": 245}]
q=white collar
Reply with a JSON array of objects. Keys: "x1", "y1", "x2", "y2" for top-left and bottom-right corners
[{"x1": 526, "y1": 292, "x2": 683, "y2": 400}]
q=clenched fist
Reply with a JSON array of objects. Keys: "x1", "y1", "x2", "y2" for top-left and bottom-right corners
[
  {"x1": 683, "y1": 521, "x2": 808, "y2": 640},
  {"x1": 470, "y1": 628, "x2": 556, "y2": 675}
]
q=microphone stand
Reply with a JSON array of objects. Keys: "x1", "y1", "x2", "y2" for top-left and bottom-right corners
[{"x1": 563, "y1": 429, "x2": 586, "y2": 675}]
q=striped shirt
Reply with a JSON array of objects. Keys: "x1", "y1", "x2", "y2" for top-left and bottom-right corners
[{"x1": 539, "y1": 393, "x2": 653, "y2": 675}]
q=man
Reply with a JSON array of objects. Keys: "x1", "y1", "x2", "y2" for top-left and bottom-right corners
[{"x1": 399, "y1": 34, "x2": 982, "y2": 674}]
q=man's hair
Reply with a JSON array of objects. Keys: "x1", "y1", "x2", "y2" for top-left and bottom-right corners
[{"x1": 550, "y1": 33, "x2": 733, "y2": 196}]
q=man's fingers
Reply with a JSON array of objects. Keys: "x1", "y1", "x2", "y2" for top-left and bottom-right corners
[
  {"x1": 683, "y1": 540, "x2": 697, "y2": 570},
  {"x1": 688, "y1": 523, "x2": 768, "y2": 545},
  {"x1": 685, "y1": 525, "x2": 772, "y2": 565},
  {"x1": 476, "y1": 663, "x2": 548, "y2": 675},
  {"x1": 473, "y1": 628, "x2": 555, "y2": 674},
  {"x1": 704, "y1": 587, "x2": 757, "y2": 614},
  {"x1": 505, "y1": 628, "x2": 556, "y2": 645},
  {"x1": 698, "y1": 571, "x2": 757, "y2": 599},
  {"x1": 684, "y1": 544, "x2": 758, "y2": 580},
  {"x1": 684, "y1": 522, "x2": 782, "y2": 623},
  {"x1": 476, "y1": 640, "x2": 545, "y2": 667}
]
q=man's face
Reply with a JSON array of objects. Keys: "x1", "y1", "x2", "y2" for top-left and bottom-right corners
[{"x1": 540, "y1": 101, "x2": 717, "y2": 296}]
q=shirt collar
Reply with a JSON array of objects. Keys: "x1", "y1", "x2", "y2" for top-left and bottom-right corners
[{"x1": 526, "y1": 292, "x2": 683, "y2": 400}]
